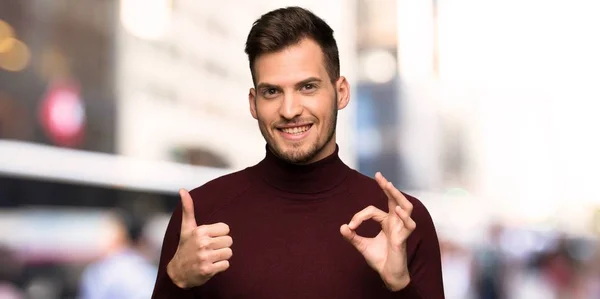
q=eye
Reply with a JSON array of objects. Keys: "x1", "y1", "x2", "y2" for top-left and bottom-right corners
[
  {"x1": 301, "y1": 83, "x2": 316, "y2": 91},
  {"x1": 262, "y1": 88, "x2": 279, "y2": 98}
]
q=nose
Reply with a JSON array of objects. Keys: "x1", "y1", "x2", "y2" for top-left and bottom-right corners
[{"x1": 279, "y1": 92, "x2": 303, "y2": 120}]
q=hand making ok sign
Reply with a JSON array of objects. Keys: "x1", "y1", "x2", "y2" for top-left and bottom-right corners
[{"x1": 340, "y1": 172, "x2": 416, "y2": 291}]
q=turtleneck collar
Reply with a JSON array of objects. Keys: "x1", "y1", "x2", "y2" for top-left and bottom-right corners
[{"x1": 253, "y1": 144, "x2": 351, "y2": 194}]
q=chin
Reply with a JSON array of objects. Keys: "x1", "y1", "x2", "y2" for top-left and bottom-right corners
[{"x1": 272, "y1": 141, "x2": 319, "y2": 164}]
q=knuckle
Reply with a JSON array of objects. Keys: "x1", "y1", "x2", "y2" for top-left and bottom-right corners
[
  {"x1": 392, "y1": 239, "x2": 404, "y2": 248},
  {"x1": 408, "y1": 220, "x2": 417, "y2": 230},
  {"x1": 399, "y1": 208, "x2": 409, "y2": 218},
  {"x1": 197, "y1": 251, "x2": 210, "y2": 262},
  {"x1": 196, "y1": 237, "x2": 211, "y2": 249},
  {"x1": 193, "y1": 227, "x2": 206, "y2": 237},
  {"x1": 366, "y1": 206, "x2": 379, "y2": 215},
  {"x1": 198, "y1": 264, "x2": 212, "y2": 276}
]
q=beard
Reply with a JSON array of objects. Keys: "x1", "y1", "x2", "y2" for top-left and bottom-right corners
[{"x1": 257, "y1": 92, "x2": 338, "y2": 164}]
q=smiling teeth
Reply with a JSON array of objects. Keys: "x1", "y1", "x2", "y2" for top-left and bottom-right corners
[{"x1": 282, "y1": 125, "x2": 310, "y2": 135}]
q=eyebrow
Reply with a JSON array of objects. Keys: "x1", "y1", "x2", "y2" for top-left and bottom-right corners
[
  {"x1": 256, "y1": 77, "x2": 323, "y2": 91},
  {"x1": 295, "y1": 77, "x2": 322, "y2": 89}
]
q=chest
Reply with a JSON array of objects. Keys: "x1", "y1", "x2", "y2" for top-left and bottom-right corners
[{"x1": 197, "y1": 196, "x2": 393, "y2": 298}]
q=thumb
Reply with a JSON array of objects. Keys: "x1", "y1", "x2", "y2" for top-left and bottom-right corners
[
  {"x1": 340, "y1": 224, "x2": 367, "y2": 253},
  {"x1": 179, "y1": 189, "x2": 197, "y2": 237}
]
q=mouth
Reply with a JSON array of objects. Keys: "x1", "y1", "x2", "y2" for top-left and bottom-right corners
[
  {"x1": 278, "y1": 124, "x2": 312, "y2": 135},
  {"x1": 276, "y1": 124, "x2": 313, "y2": 140}
]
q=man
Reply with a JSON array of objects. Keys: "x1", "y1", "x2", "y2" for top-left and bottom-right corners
[{"x1": 151, "y1": 6, "x2": 444, "y2": 298}]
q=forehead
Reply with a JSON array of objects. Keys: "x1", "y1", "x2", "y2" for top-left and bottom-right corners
[{"x1": 254, "y1": 38, "x2": 329, "y2": 86}]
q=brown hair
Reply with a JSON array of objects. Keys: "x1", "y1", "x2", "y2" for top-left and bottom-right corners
[{"x1": 244, "y1": 6, "x2": 340, "y2": 85}]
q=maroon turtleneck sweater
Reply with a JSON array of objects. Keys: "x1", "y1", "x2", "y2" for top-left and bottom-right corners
[{"x1": 151, "y1": 145, "x2": 444, "y2": 298}]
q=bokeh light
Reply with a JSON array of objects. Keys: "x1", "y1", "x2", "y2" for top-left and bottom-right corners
[{"x1": 0, "y1": 38, "x2": 30, "y2": 72}]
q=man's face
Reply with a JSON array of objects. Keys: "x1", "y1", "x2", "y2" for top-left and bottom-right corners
[{"x1": 249, "y1": 38, "x2": 350, "y2": 164}]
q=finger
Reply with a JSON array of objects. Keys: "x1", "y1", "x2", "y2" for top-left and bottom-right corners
[
  {"x1": 195, "y1": 222, "x2": 230, "y2": 238},
  {"x1": 374, "y1": 172, "x2": 390, "y2": 195},
  {"x1": 208, "y1": 236, "x2": 233, "y2": 250},
  {"x1": 347, "y1": 205, "x2": 387, "y2": 230},
  {"x1": 340, "y1": 224, "x2": 368, "y2": 252},
  {"x1": 390, "y1": 219, "x2": 407, "y2": 249},
  {"x1": 198, "y1": 260, "x2": 230, "y2": 277},
  {"x1": 212, "y1": 260, "x2": 230, "y2": 274},
  {"x1": 389, "y1": 206, "x2": 416, "y2": 245},
  {"x1": 374, "y1": 171, "x2": 386, "y2": 184},
  {"x1": 375, "y1": 172, "x2": 398, "y2": 213},
  {"x1": 376, "y1": 172, "x2": 413, "y2": 215},
  {"x1": 375, "y1": 172, "x2": 393, "y2": 191},
  {"x1": 385, "y1": 182, "x2": 398, "y2": 215},
  {"x1": 206, "y1": 247, "x2": 233, "y2": 263},
  {"x1": 395, "y1": 206, "x2": 417, "y2": 232},
  {"x1": 180, "y1": 189, "x2": 197, "y2": 236},
  {"x1": 388, "y1": 185, "x2": 413, "y2": 215}
]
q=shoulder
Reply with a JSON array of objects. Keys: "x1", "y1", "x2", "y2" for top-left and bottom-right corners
[
  {"x1": 187, "y1": 167, "x2": 255, "y2": 222},
  {"x1": 189, "y1": 167, "x2": 253, "y2": 200}
]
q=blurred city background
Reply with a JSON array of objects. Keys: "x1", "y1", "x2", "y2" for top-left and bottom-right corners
[{"x1": 1, "y1": 0, "x2": 599, "y2": 298}]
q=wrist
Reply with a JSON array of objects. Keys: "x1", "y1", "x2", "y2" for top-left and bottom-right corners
[
  {"x1": 384, "y1": 274, "x2": 411, "y2": 292},
  {"x1": 167, "y1": 260, "x2": 188, "y2": 289}
]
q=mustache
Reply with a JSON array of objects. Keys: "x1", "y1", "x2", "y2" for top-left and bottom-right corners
[{"x1": 274, "y1": 118, "x2": 314, "y2": 127}]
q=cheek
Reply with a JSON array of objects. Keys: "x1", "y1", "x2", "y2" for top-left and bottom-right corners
[
  {"x1": 255, "y1": 103, "x2": 276, "y2": 126},
  {"x1": 307, "y1": 98, "x2": 335, "y2": 122}
]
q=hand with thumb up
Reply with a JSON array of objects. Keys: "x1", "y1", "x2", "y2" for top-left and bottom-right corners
[{"x1": 167, "y1": 189, "x2": 233, "y2": 289}]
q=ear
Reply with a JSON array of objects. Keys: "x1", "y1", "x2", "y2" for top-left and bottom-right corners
[
  {"x1": 335, "y1": 76, "x2": 350, "y2": 110},
  {"x1": 249, "y1": 88, "x2": 258, "y2": 119}
]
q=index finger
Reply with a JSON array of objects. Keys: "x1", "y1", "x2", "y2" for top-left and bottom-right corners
[
  {"x1": 375, "y1": 172, "x2": 397, "y2": 213},
  {"x1": 387, "y1": 183, "x2": 413, "y2": 215},
  {"x1": 375, "y1": 172, "x2": 413, "y2": 214},
  {"x1": 196, "y1": 222, "x2": 230, "y2": 238}
]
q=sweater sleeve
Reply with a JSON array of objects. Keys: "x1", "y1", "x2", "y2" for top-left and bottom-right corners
[
  {"x1": 151, "y1": 203, "x2": 197, "y2": 299},
  {"x1": 393, "y1": 196, "x2": 445, "y2": 298}
]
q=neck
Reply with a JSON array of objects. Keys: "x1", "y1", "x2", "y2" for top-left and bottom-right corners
[{"x1": 254, "y1": 143, "x2": 350, "y2": 195}]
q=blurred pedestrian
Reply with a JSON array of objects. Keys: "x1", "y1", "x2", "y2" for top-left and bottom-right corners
[{"x1": 79, "y1": 209, "x2": 157, "y2": 299}]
